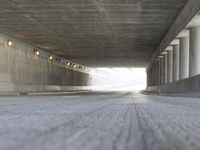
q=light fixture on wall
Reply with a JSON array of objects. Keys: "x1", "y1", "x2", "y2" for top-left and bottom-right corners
[
  {"x1": 34, "y1": 50, "x2": 40, "y2": 56},
  {"x1": 49, "y1": 55, "x2": 53, "y2": 60},
  {"x1": 8, "y1": 40, "x2": 12, "y2": 46},
  {"x1": 73, "y1": 64, "x2": 77, "y2": 68},
  {"x1": 67, "y1": 62, "x2": 70, "y2": 66}
]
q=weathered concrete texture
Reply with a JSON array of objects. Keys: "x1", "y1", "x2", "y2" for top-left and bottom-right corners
[
  {"x1": 189, "y1": 26, "x2": 200, "y2": 77},
  {"x1": 147, "y1": 0, "x2": 200, "y2": 70},
  {"x1": 146, "y1": 73, "x2": 200, "y2": 94},
  {"x1": 167, "y1": 50, "x2": 173, "y2": 83},
  {"x1": 1, "y1": 92, "x2": 200, "y2": 150},
  {"x1": 163, "y1": 54, "x2": 168, "y2": 84},
  {"x1": 173, "y1": 45, "x2": 179, "y2": 81},
  {"x1": 0, "y1": 35, "x2": 90, "y2": 93},
  {"x1": 160, "y1": 58, "x2": 164, "y2": 85},
  {"x1": 179, "y1": 37, "x2": 189, "y2": 79},
  {"x1": 0, "y1": 0, "x2": 188, "y2": 67},
  {"x1": 157, "y1": 60, "x2": 161, "y2": 85}
]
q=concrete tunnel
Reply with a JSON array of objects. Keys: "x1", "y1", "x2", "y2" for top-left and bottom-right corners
[{"x1": 1, "y1": 0, "x2": 200, "y2": 150}]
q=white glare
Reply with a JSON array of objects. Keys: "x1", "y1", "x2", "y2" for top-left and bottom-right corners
[{"x1": 90, "y1": 68, "x2": 146, "y2": 91}]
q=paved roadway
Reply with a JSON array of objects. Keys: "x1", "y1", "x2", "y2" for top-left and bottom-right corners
[{"x1": 0, "y1": 92, "x2": 200, "y2": 150}]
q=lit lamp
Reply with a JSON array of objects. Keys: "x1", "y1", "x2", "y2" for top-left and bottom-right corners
[
  {"x1": 49, "y1": 55, "x2": 53, "y2": 60},
  {"x1": 8, "y1": 40, "x2": 12, "y2": 46},
  {"x1": 67, "y1": 62, "x2": 70, "y2": 66},
  {"x1": 74, "y1": 65, "x2": 77, "y2": 68},
  {"x1": 34, "y1": 50, "x2": 40, "y2": 56}
]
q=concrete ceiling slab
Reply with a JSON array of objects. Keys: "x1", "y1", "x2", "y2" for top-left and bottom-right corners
[{"x1": 0, "y1": 0, "x2": 188, "y2": 67}]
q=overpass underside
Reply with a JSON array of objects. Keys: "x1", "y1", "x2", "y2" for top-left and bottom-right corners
[
  {"x1": 146, "y1": 0, "x2": 200, "y2": 96},
  {"x1": 1, "y1": 1, "x2": 200, "y2": 150},
  {"x1": 0, "y1": 0, "x2": 199, "y2": 95},
  {"x1": 0, "y1": 0, "x2": 198, "y2": 95}
]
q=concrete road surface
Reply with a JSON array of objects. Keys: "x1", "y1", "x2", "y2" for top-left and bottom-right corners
[{"x1": 0, "y1": 92, "x2": 200, "y2": 150}]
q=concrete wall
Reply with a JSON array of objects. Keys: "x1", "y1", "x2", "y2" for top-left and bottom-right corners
[
  {"x1": 0, "y1": 35, "x2": 90, "y2": 93},
  {"x1": 146, "y1": 74, "x2": 200, "y2": 94}
]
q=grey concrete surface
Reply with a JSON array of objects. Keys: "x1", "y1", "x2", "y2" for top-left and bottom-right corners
[
  {"x1": 179, "y1": 37, "x2": 189, "y2": 79},
  {"x1": 164, "y1": 54, "x2": 168, "y2": 84},
  {"x1": 0, "y1": 35, "x2": 91, "y2": 93},
  {"x1": 189, "y1": 26, "x2": 200, "y2": 77},
  {"x1": 147, "y1": 0, "x2": 200, "y2": 70},
  {"x1": 147, "y1": 73, "x2": 200, "y2": 95},
  {"x1": 172, "y1": 44, "x2": 179, "y2": 82},
  {"x1": 0, "y1": 0, "x2": 188, "y2": 67},
  {"x1": 0, "y1": 92, "x2": 200, "y2": 150},
  {"x1": 167, "y1": 50, "x2": 173, "y2": 83}
]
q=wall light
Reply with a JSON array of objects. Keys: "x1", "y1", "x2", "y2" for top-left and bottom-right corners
[
  {"x1": 8, "y1": 40, "x2": 12, "y2": 46},
  {"x1": 34, "y1": 50, "x2": 40, "y2": 56},
  {"x1": 49, "y1": 55, "x2": 53, "y2": 60},
  {"x1": 73, "y1": 65, "x2": 77, "y2": 68},
  {"x1": 67, "y1": 62, "x2": 70, "y2": 66}
]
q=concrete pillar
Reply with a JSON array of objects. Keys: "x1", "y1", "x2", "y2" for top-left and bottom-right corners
[
  {"x1": 155, "y1": 62, "x2": 158, "y2": 85},
  {"x1": 151, "y1": 67, "x2": 153, "y2": 86},
  {"x1": 167, "y1": 50, "x2": 173, "y2": 83},
  {"x1": 157, "y1": 60, "x2": 161, "y2": 85},
  {"x1": 155, "y1": 63, "x2": 157, "y2": 85},
  {"x1": 150, "y1": 67, "x2": 153, "y2": 86},
  {"x1": 146, "y1": 70, "x2": 148, "y2": 86},
  {"x1": 153, "y1": 64, "x2": 156, "y2": 86},
  {"x1": 151, "y1": 66, "x2": 154, "y2": 86},
  {"x1": 155, "y1": 61, "x2": 158, "y2": 86},
  {"x1": 160, "y1": 57, "x2": 164, "y2": 85},
  {"x1": 173, "y1": 44, "x2": 179, "y2": 81},
  {"x1": 163, "y1": 54, "x2": 168, "y2": 84},
  {"x1": 189, "y1": 26, "x2": 200, "y2": 77},
  {"x1": 154, "y1": 64, "x2": 157, "y2": 85},
  {"x1": 148, "y1": 69, "x2": 151, "y2": 86},
  {"x1": 179, "y1": 37, "x2": 189, "y2": 79}
]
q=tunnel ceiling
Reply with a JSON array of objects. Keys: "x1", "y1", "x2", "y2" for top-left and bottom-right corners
[{"x1": 0, "y1": 0, "x2": 188, "y2": 67}]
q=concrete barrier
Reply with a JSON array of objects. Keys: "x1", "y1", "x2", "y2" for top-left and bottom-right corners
[{"x1": 146, "y1": 74, "x2": 200, "y2": 97}]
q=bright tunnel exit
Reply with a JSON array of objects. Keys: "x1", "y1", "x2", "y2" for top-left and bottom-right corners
[{"x1": 90, "y1": 68, "x2": 146, "y2": 91}]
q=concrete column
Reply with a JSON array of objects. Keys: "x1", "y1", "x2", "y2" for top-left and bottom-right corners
[
  {"x1": 147, "y1": 69, "x2": 150, "y2": 86},
  {"x1": 173, "y1": 44, "x2": 179, "y2": 81},
  {"x1": 157, "y1": 60, "x2": 161, "y2": 85},
  {"x1": 155, "y1": 62, "x2": 158, "y2": 85},
  {"x1": 179, "y1": 37, "x2": 189, "y2": 79},
  {"x1": 151, "y1": 66, "x2": 154, "y2": 86},
  {"x1": 153, "y1": 64, "x2": 156, "y2": 86},
  {"x1": 189, "y1": 26, "x2": 200, "y2": 77},
  {"x1": 167, "y1": 50, "x2": 173, "y2": 83},
  {"x1": 160, "y1": 57, "x2": 164, "y2": 85},
  {"x1": 151, "y1": 67, "x2": 153, "y2": 86},
  {"x1": 148, "y1": 69, "x2": 151, "y2": 86},
  {"x1": 163, "y1": 54, "x2": 168, "y2": 84},
  {"x1": 150, "y1": 67, "x2": 153, "y2": 86},
  {"x1": 155, "y1": 61, "x2": 158, "y2": 86}
]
